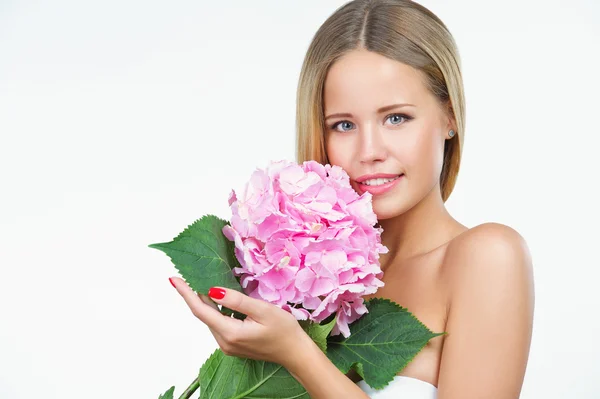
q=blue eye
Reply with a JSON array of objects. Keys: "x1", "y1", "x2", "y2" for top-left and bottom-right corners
[
  {"x1": 329, "y1": 113, "x2": 413, "y2": 132},
  {"x1": 386, "y1": 113, "x2": 412, "y2": 125},
  {"x1": 330, "y1": 120, "x2": 355, "y2": 132}
]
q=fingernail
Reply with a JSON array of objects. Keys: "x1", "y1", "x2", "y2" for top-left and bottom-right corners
[
  {"x1": 169, "y1": 277, "x2": 176, "y2": 288},
  {"x1": 208, "y1": 287, "x2": 226, "y2": 300}
]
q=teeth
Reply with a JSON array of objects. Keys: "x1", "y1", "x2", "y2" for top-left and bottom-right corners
[{"x1": 362, "y1": 176, "x2": 400, "y2": 186}]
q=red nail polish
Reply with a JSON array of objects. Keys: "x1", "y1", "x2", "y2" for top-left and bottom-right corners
[
  {"x1": 169, "y1": 277, "x2": 176, "y2": 288},
  {"x1": 208, "y1": 287, "x2": 226, "y2": 300}
]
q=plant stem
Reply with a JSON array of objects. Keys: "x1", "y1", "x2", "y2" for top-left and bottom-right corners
[{"x1": 178, "y1": 375, "x2": 200, "y2": 399}]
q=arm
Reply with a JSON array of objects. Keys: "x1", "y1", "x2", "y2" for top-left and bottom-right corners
[
  {"x1": 286, "y1": 333, "x2": 370, "y2": 399},
  {"x1": 437, "y1": 223, "x2": 535, "y2": 398}
]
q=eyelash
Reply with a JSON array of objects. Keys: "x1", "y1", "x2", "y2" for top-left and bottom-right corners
[{"x1": 329, "y1": 113, "x2": 413, "y2": 132}]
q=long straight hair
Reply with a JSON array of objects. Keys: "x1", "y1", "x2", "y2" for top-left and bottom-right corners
[{"x1": 295, "y1": 0, "x2": 465, "y2": 202}]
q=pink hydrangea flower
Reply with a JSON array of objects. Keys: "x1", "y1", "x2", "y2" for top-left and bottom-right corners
[{"x1": 222, "y1": 160, "x2": 388, "y2": 337}]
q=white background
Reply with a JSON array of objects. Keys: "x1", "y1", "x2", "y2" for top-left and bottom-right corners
[{"x1": 1, "y1": 1, "x2": 599, "y2": 398}]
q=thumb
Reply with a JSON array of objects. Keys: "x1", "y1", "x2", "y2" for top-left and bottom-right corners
[{"x1": 208, "y1": 287, "x2": 272, "y2": 323}]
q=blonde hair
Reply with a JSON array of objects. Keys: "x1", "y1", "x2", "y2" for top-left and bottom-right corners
[{"x1": 295, "y1": 0, "x2": 465, "y2": 202}]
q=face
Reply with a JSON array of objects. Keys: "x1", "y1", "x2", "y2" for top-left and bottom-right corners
[{"x1": 323, "y1": 48, "x2": 455, "y2": 220}]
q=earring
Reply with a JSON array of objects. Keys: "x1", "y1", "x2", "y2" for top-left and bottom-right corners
[{"x1": 448, "y1": 129, "x2": 456, "y2": 138}]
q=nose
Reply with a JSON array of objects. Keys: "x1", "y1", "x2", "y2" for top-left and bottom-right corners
[{"x1": 358, "y1": 122, "x2": 387, "y2": 164}]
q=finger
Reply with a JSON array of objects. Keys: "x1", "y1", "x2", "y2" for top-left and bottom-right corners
[
  {"x1": 207, "y1": 286, "x2": 273, "y2": 324},
  {"x1": 169, "y1": 277, "x2": 240, "y2": 333},
  {"x1": 196, "y1": 294, "x2": 227, "y2": 341}
]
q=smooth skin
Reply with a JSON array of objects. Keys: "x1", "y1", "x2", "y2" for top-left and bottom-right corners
[{"x1": 171, "y1": 48, "x2": 535, "y2": 399}]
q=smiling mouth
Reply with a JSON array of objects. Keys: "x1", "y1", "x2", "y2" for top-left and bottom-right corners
[
  {"x1": 359, "y1": 175, "x2": 403, "y2": 186},
  {"x1": 354, "y1": 174, "x2": 404, "y2": 196}
]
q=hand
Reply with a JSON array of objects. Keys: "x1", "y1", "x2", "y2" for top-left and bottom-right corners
[{"x1": 169, "y1": 277, "x2": 311, "y2": 369}]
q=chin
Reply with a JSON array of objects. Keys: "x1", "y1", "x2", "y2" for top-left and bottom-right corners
[{"x1": 371, "y1": 197, "x2": 409, "y2": 220}]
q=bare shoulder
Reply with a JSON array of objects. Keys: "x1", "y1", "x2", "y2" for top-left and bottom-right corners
[
  {"x1": 443, "y1": 222, "x2": 533, "y2": 283},
  {"x1": 435, "y1": 222, "x2": 535, "y2": 397}
]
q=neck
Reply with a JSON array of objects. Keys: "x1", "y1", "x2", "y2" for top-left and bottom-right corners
[{"x1": 377, "y1": 183, "x2": 464, "y2": 269}]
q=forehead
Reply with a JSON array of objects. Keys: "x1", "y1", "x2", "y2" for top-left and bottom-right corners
[{"x1": 323, "y1": 49, "x2": 429, "y2": 112}]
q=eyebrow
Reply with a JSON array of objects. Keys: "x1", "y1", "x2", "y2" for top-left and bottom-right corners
[{"x1": 324, "y1": 103, "x2": 415, "y2": 121}]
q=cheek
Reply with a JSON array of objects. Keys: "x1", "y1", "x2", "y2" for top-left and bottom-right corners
[
  {"x1": 325, "y1": 135, "x2": 352, "y2": 168},
  {"x1": 401, "y1": 129, "x2": 445, "y2": 180}
]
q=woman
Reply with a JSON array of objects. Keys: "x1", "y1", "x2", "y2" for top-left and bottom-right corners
[{"x1": 169, "y1": 0, "x2": 535, "y2": 397}]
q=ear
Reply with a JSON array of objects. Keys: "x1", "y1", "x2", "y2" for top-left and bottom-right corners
[{"x1": 443, "y1": 102, "x2": 457, "y2": 140}]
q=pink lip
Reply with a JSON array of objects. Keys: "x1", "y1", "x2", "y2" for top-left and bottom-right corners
[{"x1": 355, "y1": 174, "x2": 404, "y2": 196}]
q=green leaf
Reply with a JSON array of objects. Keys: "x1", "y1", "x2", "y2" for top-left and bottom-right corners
[
  {"x1": 300, "y1": 315, "x2": 337, "y2": 353},
  {"x1": 326, "y1": 297, "x2": 446, "y2": 390},
  {"x1": 149, "y1": 214, "x2": 243, "y2": 295},
  {"x1": 199, "y1": 349, "x2": 309, "y2": 399},
  {"x1": 158, "y1": 386, "x2": 174, "y2": 399}
]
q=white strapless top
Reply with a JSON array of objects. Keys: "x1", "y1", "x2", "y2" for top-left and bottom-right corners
[{"x1": 357, "y1": 376, "x2": 438, "y2": 398}]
